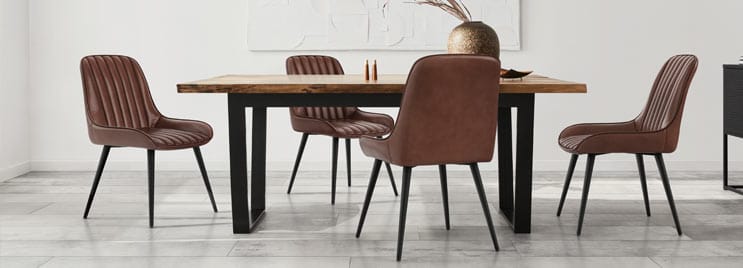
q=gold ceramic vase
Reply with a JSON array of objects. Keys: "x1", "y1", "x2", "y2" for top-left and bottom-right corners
[{"x1": 447, "y1": 21, "x2": 500, "y2": 59}]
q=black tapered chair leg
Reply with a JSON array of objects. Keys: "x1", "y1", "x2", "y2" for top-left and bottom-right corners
[
  {"x1": 193, "y1": 147, "x2": 218, "y2": 212},
  {"x1": 147, "y1": 149, "x2": 155, "y2": 228},
  {"x1": 577, "y1": 154, "x2": 596, "y2": 236},
  {"x1": 557, "y1": 154, "x2": 579, "y2": 216},
  {"x1": 636, "y1": 154, "x2": 651, "y2": 217},
  {"x1": 396, "y1": 167, "x2": 413, "y2": 261},
  {"x1": 356, "y1": 159, "x2": 383, "y2": 238},
  {"x1": 376, "y1": 136, "x2": 398, "y2": 196},
  {"x1": 438, "y1": 165, "x2": 451, "y2": 230},
  {"x1": 346, "y1": 138, "x2": 352, "y2": 187},
  {"x1": 384, "y1": 162, "x2": 398, "y2": 196},
  {"x1": 83, "y1": 145, "x2": 111, "y2": 219},
  {"x1": 470, "y1": 163, "x2": 500, "y2": 251},
  {"x1": 654, "y1": 154, "x2": 682, "y2": 235},
  {"x1": 287, "y1": 133, "x2": 309, "y2": 194},
  {"x1": 331, "y1": 137, "x2": 339, "y2": 205}
]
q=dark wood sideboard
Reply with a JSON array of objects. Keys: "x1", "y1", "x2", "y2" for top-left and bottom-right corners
[{"x1": 724, "y1": 64, "x2": 743, "y2": 194}]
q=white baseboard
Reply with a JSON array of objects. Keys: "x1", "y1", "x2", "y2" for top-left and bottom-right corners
[
  {"x1": 0, "y1": 162, "x2": 31, "y2": 181},
  {"x1": 28, "y1": 160, "x2": 737, "y2": 172}
]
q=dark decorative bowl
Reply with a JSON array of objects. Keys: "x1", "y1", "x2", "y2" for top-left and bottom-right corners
[{"x1": 500, "y1": 69, "x2": 533, "y2": 79}]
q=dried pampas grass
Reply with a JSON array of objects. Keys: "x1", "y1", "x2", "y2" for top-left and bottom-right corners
[{"x1": 408, "y1": 0, "x2": 472, "y2": 22}]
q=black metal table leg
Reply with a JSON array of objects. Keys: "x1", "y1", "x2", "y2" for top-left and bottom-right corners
[
  {"x1": 250, "y1": 106, "x2": 268, "y2": 225},
  {"x1": 497, "y1": 94, "x2": 535, "y2": 233},
  {"x1": 513, "y1": 94, "x2": 535, "y2": 233},
  {"x1": 228, "y1": 94, "x2": 265, "y2": 233},
  {"x1": 228, "y1": 94, "x2": 250, "y2": 233},
  {"x1": 497, "y1": 107, "x2": 514, "y2": 222}
]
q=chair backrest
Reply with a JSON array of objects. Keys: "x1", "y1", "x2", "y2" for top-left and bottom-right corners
[
  {"x1": 286, "y1": 55, "x2": 356, "y2": 120},
  {"x1": 80, "y1": 55, "x2": 161, "y2": 129},
  {"x1": 633, "y1": 54, "x2": 698, "y2": 151},
  {"x1": 386, "y1": 54, "x2": 501, "y2": 166}
]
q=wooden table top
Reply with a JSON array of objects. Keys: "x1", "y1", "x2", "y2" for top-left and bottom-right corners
[{"x1": 177, "y1": 74, "x2": 587, "y2": 94}]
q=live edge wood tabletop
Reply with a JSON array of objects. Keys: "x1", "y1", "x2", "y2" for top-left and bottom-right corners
[
  {"x1": 175, "y1": 73, "x2": 587, "y2": 235},
  {"x1": 176, "y1": 74, "x2": 587, "y2": 94}
]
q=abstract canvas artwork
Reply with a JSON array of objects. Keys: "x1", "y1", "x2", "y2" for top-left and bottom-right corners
[{"x1": 248, "y1": 0, "x2": 520, "y2": 51}]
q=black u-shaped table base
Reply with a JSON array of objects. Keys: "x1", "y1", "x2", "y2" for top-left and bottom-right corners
[{"x1": 226, "y1": 93, "x2": 535, "y2": 234}]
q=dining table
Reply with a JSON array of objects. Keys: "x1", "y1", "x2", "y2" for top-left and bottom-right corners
[{"x1": 177, "y1": 74, "x2": 587, "y2": 234}]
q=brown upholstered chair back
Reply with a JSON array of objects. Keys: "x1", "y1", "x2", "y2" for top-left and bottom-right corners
[
  {"x1": 286, "y1": 55, "x2": 356, "y2": 120},
  {"x1": 80, "y1": 55, "x2": 162, "y2": 130},
  {"x1": 633, "y1": 55, "x2": 698, "y2": 151},
  {"x1": 385, "y1": 54, "x2": 501, "y2": 166}
]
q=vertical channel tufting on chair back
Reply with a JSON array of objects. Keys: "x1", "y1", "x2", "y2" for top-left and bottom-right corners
[
  {"x1": 634, "y1": 55, "x2": 698, "y2": 151},
  {"x1": 286, "y1": 55, "x2": 356, "y2": 120},
  {"x1": 80, "y1": 55, "x2": 162, "y2": 129}
]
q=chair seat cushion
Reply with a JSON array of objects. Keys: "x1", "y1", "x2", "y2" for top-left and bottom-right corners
[
  {"x1": 143, "y1": 128, "x2": 211, "y2": 149},
  {"x1": 87, "y1": 118, "x2": 213, "y2": 150},
  {"x1": 290, "y1": 110, "x2": 394, "y2": 139},
  {"x1": 558, "y1": 122, "x2": 668, "y2": 154},
  {"x1": 293, "y1": 119, "x2": 391, "y2": 138},
  {"x1": 326, "y1": 120, "x2": 391, "y2": 138},
  {"x1": 558, "y1": 134, "x2": 592, "y2": 152}
]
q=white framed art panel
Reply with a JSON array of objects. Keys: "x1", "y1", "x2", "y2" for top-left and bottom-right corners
[{"x1": 248, "y1": 0, "x2": 520, "y2": 51}]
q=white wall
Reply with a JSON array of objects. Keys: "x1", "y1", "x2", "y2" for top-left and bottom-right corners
[
  {"x1": 0, "y1": 0, "x2": 30, "y2": 180},
  {"x1": 25, "y1": 0, "x2": 743, "y2": 172}
]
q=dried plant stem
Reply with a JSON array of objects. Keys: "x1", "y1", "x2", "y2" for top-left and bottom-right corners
[
  {"x1": 447, "y1": 0, "x2": 466, "y2": 19},
  {"x1": 408, "y1": 0, "x2": 472, "y2": 22},
  {"x1": 456, "y1": 0, "x2": 472, "y2": 20}
]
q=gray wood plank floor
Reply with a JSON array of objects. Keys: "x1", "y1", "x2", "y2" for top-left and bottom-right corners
[{"x1": 1, "y1": 169, "x2": 742, "y2": 267}]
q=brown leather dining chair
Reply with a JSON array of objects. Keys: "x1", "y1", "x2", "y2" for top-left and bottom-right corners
[
  {"x1": 80, "y1": 55, "x2": 218, "y2": 228},
  {"x1": 285, "y1": 55, "x2": 398, "y2": 204},
  {"x1": 556, "y1": 54, "x2": 698, "y2": 236},
  {"x1": 355, "y1": 54, "x2": 502, "y2": 261}
]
